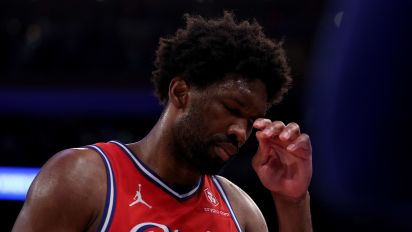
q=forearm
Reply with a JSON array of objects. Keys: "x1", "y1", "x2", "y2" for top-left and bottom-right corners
[{"x1": 273, "y1": 191, "x2": 313, "y2": 232}]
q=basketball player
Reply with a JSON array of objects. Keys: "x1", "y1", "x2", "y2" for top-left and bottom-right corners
[{"x1": 13, "y1": 12, "x2": 312, "y2": 232}]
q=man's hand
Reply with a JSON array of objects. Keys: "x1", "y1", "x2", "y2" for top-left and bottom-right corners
[{"x1": 252, "y1": 118, "x2": 312, "y2": 201}]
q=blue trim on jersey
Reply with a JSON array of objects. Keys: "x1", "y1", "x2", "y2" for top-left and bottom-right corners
[
  {"x1": 212, "y1": 176, "x2": 243, "y2": 232},
  {"x1": 87, "y1": 145, "x2": 116, "y2": 232},
  {"x1": 109, "y1": 140, "x2": 203, "y2": 201}
]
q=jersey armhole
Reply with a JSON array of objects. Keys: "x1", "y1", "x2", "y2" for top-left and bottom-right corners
[
  {"x1": 86, "y1": 144, "x2": 116, "y2": 232},
  {"x1": 211, "y1": 175, "x2": 243, "y2": 232}
]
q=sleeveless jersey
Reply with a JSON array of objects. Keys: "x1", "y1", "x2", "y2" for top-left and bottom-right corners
[{"x1": 87, "y1": 141, "x2": 242, "y2": 232}]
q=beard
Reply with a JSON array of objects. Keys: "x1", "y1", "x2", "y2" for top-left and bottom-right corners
[{"x1": 171, "y1": 104, "x2": 238, "y2": 175}]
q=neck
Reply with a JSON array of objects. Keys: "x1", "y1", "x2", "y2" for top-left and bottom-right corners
[{"x1": 129, "y1": 110, "x2": 202, "y2": 188}]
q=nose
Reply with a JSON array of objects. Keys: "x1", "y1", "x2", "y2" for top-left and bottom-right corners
[{"x1": 227, "y1": 119, "x2": 249, "y2": 146}]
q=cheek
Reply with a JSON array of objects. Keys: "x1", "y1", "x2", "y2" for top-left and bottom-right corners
[{"x1": 202, "y1": 103, "x2": 231, "y2": 133}]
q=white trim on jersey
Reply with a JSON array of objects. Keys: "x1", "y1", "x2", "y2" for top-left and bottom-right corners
[
  {"x1": 110, "y1": 140, "x2": 202, "y2": 200},
  {"x1": 89, "y1": 145, "x2": 115, "y2": 232},
  {"x1": 212, "y1": 176, "x2": 243, "y2": 232}
]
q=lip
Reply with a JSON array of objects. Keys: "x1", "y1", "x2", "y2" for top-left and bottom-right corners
[{"x1": 215, "y1": 143, "x2": 238, "y2": 161}]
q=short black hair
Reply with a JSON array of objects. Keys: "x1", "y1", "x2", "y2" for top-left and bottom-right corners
[{"x1": 151, "y1": 11, "x2": 292, "y2": 105}]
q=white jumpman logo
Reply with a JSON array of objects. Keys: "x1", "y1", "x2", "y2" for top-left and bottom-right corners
[{"x1": 129, "y1": 184, "x2": 152, "y2": 208}]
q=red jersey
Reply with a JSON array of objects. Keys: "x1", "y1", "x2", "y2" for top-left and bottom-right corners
[{"x1": 87, "y1": 141, "x2": 242, "y2": 232}]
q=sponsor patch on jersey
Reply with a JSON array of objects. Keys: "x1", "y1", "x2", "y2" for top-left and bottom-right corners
[{"x1": 204, "y1": 188, "x2": 219, "y2": 207}]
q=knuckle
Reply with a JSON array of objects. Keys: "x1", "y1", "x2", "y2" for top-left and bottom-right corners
[
  {"x1": 273, "y1": 121, "x2": 285, "y2": 129},
  {"x1": 287, "y1": 122, "x2": 300, "y2": 131}
]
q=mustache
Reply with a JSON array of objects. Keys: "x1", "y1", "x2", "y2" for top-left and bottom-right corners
[{"x1": 208, "y1": 134, "x2": 240, "y2": 151}]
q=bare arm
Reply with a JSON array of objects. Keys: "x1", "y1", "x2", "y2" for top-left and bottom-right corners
[
  {"x1": 216, "y1": 176, "x2": 268, "y2": 232},
  {"x1": 273, "y1": 192, "x2": 312, "y2": 232},
  {"x1": 217, "y1": 177, "x2": 312, "y2": 232},
  {"x1": 12, "y1": 148, "x2": 106, "y2": 232},
  {"x1": 252, "y1": 119, "x2": 313, "y2": 232},
  {"x1": 217, "y1": 120, "x2": 313, "y2": 232}
]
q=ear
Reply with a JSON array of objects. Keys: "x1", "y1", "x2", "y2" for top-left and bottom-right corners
[{"x1": 168, "y1": 78, "x2": 190, "y2": 109}]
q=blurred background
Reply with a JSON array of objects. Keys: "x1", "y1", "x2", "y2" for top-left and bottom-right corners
[{"x1": 1, "y1": 0, "x2": 411, "y2": 231}]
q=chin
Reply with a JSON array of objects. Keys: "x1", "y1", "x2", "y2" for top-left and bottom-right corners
[
  {"x1": 187, "y1": 148, "x2": 226, "y2": 175},
  {"x1": 196, "y1": 159, "x2": 226, "y2": 175}
]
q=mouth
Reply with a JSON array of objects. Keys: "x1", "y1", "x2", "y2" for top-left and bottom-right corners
[{"x1": 214, "y1": 143, "x2": 238, "y2": 161}]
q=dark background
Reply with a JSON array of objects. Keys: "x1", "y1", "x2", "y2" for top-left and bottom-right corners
[{"x1": 1, "y1": 0, "x2": 411, "y2": 231}]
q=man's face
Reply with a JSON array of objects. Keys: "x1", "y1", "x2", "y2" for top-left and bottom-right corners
[{"x1": 172, "y1": 76, "x2": 268, "y2": 174}]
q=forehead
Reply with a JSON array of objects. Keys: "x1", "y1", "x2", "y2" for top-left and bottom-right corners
[
  {"x1": 202, "y1": 75, "x2": 269, "y2": 111},
  {"x1": 218, "y1": 77, "x2": 263, "y2": 94}
]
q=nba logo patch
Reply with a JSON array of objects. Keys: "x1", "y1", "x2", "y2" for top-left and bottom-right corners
[{"x1": 204, "y1": 188, "x2": 219, "y2": 207}]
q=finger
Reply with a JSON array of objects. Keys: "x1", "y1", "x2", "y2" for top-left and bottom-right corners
[
  {"x1": 286, "y1": 133, "x2": 312, "y2": 159},
  {"x1": 279, "y1": 122, "x2": 301, "y2": 141},
  {"x1": 254, "y1": 125, "x2": 285, "y2": 167},
  {"x1": 252, "y1": 142, "x2": 267, "y2": 168},
  {"x1": 254, "y1": 129, "x2": 277, "y2": 165},
  {"x1": 253, "y1": 118, "x2": 272, "y2": 130},
  {"x1": 255, "y1": 131, "x2": 270, "y2": 154},
  {"x1": 260, "y1": 121, "x2": 285, "y2": 139}
]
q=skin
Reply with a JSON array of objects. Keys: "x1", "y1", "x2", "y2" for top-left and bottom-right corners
[{"x1": 12, "y1": 75, "x2": 312, "y2": 232}]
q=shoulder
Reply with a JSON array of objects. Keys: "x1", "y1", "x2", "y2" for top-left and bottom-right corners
[
  {"x1": 13, "y1": 146, "x2": 107, "y2": 231},
  {"x1": 34, "y1": 147, "x2": 106, "y2": 199},
  {"x1": 215, "y1": 175, "x2": 268, "y2": 232}
]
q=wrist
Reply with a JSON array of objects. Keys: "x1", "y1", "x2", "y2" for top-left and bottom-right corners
[
  {"x1": 272, "y1": 191, "x2": 310, "y2": 206},
  {"x1": 272, "y1": 191, "x2": 313, "y2": 232}
]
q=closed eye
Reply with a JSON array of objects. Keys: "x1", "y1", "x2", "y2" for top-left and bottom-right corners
[
  {"x1": 224, "y1": 104, "x2": 255, "y2": 128},
  {"x1": 226, "y1": 106, "x2": 244, "y2": 119}
]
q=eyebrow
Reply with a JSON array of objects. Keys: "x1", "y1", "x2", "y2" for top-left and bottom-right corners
[
  {"x1": 228, "y1": 96, "x2": 246, "y2": 107},
  {"x1": 226, "y1": 96, "x2": 267, "y2": 119}
]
